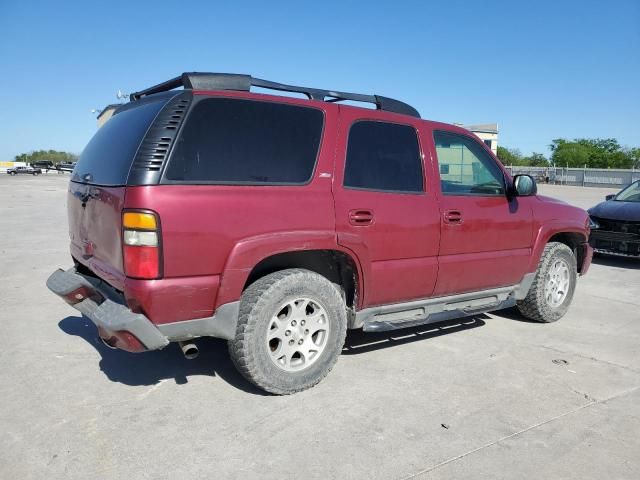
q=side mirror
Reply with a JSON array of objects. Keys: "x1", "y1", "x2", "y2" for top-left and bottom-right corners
[
  {"x1": 512, "y1": 174, "x2": 537, "y2": 197},
  {"x1": 605, "y1": 194, "x2": 615, "y2": 201}
]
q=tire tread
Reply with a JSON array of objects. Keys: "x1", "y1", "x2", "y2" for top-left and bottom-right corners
[
  {"x1": 228, "y1": 269, "x2": 346, "y2": 395},
  {"x1": 517, "y1": 242, "x2": 577, "y2": 323}
]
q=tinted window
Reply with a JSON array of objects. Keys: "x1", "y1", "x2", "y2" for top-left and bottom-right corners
[
  {"x1": 73, "y1": 97, "x2": 167, "y2": 186},
  {"x1": 344, "y1": 121, "x2": 423, "y2": 193},
  {"x1": 433, "y1": 131, "x2": 505, "y2": 195},
  {"x1": 165, "y1": 98, "x2": 323, "y2": 184}
]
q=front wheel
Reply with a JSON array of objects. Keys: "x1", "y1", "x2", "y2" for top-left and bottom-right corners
[
  {"x1": 517, "y1": 242, "x2": 577, "y2": 323},
  {"x1": 228, "y1": 269, "x2": 347, "y2": 395},
  {"x1": 9, "y1": 172, "x2": 16, "y2": 176}
]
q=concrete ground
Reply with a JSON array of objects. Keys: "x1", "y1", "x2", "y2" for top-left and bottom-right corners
[{"x1": 1, "y1": 175, "x2": 638, "y2": 480}]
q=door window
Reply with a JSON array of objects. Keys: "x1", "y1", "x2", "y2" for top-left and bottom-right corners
[
  {"x1": 344, "y1": 121, "x2": 424, "y2": 193},
  {"x1": 433, "y1": 131, "x2": 505, "y2": 195}
]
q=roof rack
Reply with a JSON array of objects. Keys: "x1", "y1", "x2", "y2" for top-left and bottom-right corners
[{"x1": 129, "y1": 72, "x2": 420, "y2": 118}]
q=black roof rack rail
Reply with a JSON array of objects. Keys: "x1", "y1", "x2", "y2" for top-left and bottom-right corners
[{"x1": 130, "y1": 72, "x2": 420, "y2": 118}]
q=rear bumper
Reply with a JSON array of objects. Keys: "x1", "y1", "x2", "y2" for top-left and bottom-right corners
[{"x1": 47, "y1": 268, "x2": 239, "y2": 353}]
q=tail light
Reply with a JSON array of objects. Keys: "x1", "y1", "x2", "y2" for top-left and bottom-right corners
[{"x1": 122, "y1": 210, "x2": 162, "y2": 279}]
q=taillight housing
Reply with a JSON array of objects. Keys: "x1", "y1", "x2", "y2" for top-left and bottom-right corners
[{"x1": 122, "y1": 210, "x2": 162, "y2": 279}]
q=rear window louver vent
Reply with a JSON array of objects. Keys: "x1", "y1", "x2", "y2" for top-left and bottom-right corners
[{"x1": 130, "y1": 92, "x2": 191, "y2": 179}]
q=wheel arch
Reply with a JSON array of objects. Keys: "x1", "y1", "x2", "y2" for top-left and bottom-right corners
[
  {"x1": 529, "y1": 222, "x2": 589, "y2": 274},
  {"x1": 548, "y1": 232, "x2": 588, "y2": 273},
  {"x1": 244, "y1": 250, "x2": 360, "y2": 310},
  {"x1": 214, "y1": 231, "x2": 364, "y2": 313}
]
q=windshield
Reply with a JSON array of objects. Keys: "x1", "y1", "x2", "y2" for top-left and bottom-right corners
[{"x1": 615, "y1": 181, "x2": 640, "y2": 202}]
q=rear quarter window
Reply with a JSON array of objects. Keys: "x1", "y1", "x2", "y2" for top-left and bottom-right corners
[
  {"x1": 72, "y1": 97, "x2": 167, "y2": 186},
  {"x1": 164, "y1": 98, "x2": 324, "y2": 184}
]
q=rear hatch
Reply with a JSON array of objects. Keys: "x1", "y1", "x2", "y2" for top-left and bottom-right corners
[{"x1": 69, "y1": 95, "x2": 170, "y2": 290}]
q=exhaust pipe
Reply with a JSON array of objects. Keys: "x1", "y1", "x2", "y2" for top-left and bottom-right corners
[
  {"x1": 100, "y1": 336, "x2": 117, "y2": 350},
  {"x1": 179, "y1": 341, "x2": 199, "y2": 360}
]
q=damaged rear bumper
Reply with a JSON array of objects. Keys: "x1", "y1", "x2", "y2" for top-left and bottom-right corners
[{"x1": 46, "y1": 267, "x2": 239, "y2": 353}]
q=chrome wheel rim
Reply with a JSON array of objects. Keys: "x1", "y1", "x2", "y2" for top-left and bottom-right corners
[
  {"x1": 544, "y1": 259, "x2": 571, "y2": 308},
  {"x1": 266, "y1": 297, "x2": 330, "y2": 372}
]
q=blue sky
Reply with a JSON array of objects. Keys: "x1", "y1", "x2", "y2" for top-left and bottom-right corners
[{"x1": 0, "y1": 0, "x2": 638, "y2": 160}]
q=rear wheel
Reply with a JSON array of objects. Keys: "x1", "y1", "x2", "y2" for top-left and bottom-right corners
[
  {"x1": 228, "y1": 269, "x2": 347, "y2": 395},
  {"x1": 517, "y1": 242, "x2": 577, "y2": 323},
  {"x1": 10, "y1": 172, "x2": 16, "y2": 176}
]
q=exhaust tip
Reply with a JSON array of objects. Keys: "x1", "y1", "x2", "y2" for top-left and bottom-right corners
[
  {"x1": 100, "y1": 336, "x2": 118, "y2": 350},
  {"x1": 179, "y1": 341, "x2": 199, "y2": 360}
]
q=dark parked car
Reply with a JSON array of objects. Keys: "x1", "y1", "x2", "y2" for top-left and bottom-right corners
[
  {"x1": 31, "y1": 160, "x2": 54, "y2": 170},
  {"x1": 56, "y1": 162, "x2": 77, "y2": 172},
  {"x1": 588, "y1": 180, "x2": 640, "y2": 257},
  {"x1": 7, "y1": 166, "x2": 42, "y2": 176},
  {"x1": 46, "y1": 72, "x2": 592, "y2": 394}
]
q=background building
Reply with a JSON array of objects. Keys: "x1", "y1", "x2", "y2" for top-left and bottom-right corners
[
  {"x1": 96, "y1": 104, "x2": 121, "y2": 128},
  {"x1": 462, "y1": 123, "x2": 498, "y2": 154}
]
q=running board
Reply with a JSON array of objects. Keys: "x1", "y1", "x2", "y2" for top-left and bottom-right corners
[{"x1": 353, "y1": 284, "x2": 521, "y2": 332}]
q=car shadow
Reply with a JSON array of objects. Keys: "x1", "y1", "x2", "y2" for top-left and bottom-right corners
[
  {"x1": 342, "y1": 315, "x2": 488, "y2": 355},
  {"x1": 488, "y1": 306, "x2": 540, "y2": 323},
  {"x1": 59, "y1": 313, "x2": 493, "y2": 392},
  {"x1": 592, "y1": 253, "x2": 640, "y2": 270},
  {"x1": 57, "y1": 316, "x2": 267, "y2": 395}
]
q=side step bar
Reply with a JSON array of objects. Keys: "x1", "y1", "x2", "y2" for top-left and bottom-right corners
[{"x1": 352, "y1": 274, "x2": 535, "y2": 332}]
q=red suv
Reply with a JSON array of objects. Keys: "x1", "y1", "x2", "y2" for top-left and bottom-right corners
[{"x1": 47, "y1": 72, "x2": 593, "y2": 394}]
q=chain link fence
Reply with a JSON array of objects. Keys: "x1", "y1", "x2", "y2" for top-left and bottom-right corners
[{"x1": 504, "y1": 166, "x2": 640, "y2": 188}]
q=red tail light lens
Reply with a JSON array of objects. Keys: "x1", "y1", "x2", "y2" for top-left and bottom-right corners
[
  {"x1": 123, "y1": 245, "x2": 160, "y2": 279},
  {"x1": 122, "y1": 210, "x2": 162, "y2": 279}
]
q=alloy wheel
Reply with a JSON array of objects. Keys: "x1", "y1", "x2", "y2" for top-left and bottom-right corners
[{"x1": 266, "y1": 297, "x2": 330, "y2": 372}]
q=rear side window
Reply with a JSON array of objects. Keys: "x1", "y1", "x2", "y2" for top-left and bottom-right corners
[
  {"x1": 344, "y1": 121, "x2": 423, "y2": 193},
  {"x1": 165, "y1": 98, "x2": 323, "y2": 184},
  {"x1": 72, "y1": 98, "x2": 167, "y2": 186}
]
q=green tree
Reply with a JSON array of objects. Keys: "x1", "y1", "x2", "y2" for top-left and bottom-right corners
[
  {"x1": 550, "y1": 138, "x2": 636, "y2": 168},
  {"x1": 549, "y1": 138, "x2": 566, "y2": 153},
  {"x1": 14, "y1": 150, "x2": 78, "y2": 164},
  {"x1": 496, "y1": 146, "x2": 523, "y2": 166},
  {"x1": 497, "y1": 147, "x2": 548, "y2": 167},
  {"x1": 550, "y1": 141, "x2": 591, "y2": 167},
  {"x1": 628, "y1": 148, "x2": 640, "y2": 169},
  {"x1": 522, "y1": 152, "x2": 549, "y2": 167}
]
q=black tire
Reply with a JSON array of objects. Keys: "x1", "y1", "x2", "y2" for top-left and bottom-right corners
[
  {"x1": 517, "y1": 242, "x2": 577, "y2": 323},
  {"x1": 228, "y1": 268, "x2": 347, "y2": 395},
  {"x1": 9, "y1": 172, "x2": 16, "y2": 176}
]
